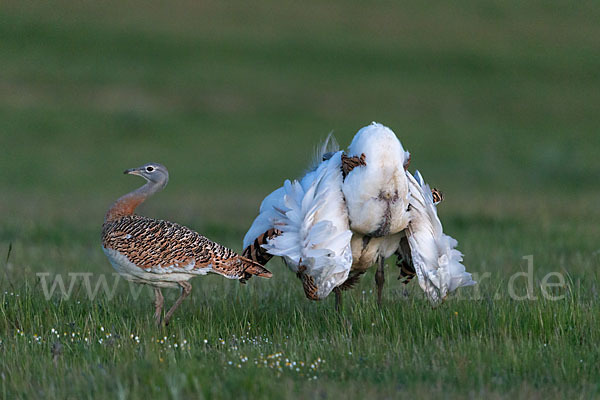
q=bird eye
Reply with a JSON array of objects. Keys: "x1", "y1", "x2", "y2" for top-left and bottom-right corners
[{"x1": 146, "y1": 166, "x2": 154, "y2": 172}]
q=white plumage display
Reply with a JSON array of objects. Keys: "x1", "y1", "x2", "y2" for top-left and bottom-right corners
[
  {"x1": 243, "y1": 122, "x2": 475, "y2": 307},
  {"x1": 405, "y1": 170, "x2": 475, "y2": 305},
  {"x1": 261, "y1": 152, "x2": 353, "y2": 299},
  {"x1": 342, "y1": 123, "x2": 411, "y2": 237}
]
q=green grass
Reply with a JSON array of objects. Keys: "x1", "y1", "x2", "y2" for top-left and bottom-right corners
[{"x1": 1, "y1": 0, "x2": 599, "y2": 398}]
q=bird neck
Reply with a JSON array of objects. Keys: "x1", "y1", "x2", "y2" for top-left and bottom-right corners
[{"x1": 105, "y1": 181, "x2": 161, "y2": 222}]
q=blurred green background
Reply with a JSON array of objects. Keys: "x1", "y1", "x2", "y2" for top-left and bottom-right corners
[
  {"x1": 2, "y1": 0, "x2": 600, "y2": 279},
  {"x1": 1, "y1": 1, "x2": 600, "y2": 398},
  {"x1": 1, "y1": 0, "x2": 599, "y2": 284},
  {"x1": 2, "y1": 1, "x2": 598, "y2": 210}
]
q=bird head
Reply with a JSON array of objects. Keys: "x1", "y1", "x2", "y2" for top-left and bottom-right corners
[{"x1": 124, "y1": 163, "x2": 169, "y2": 189}]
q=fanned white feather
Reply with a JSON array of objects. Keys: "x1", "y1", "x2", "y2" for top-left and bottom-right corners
[
  {"x1": 243, "y1": 187, "x2": 285, "y2": 249},
  {"x1": 264, "y1": 152, "x2": 353, "y2": 299},
  {"x1": 406, "y1": 170, "x2": 476, "y2": 305}
]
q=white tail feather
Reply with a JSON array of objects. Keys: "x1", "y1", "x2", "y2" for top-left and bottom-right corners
[{"x1": 311, "y1": 132, "x2": 340, "y2": 170}]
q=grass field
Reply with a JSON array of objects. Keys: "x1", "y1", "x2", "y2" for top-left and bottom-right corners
[{"x1": 1, "y1": 0, "x2": 599, "y2": 398}]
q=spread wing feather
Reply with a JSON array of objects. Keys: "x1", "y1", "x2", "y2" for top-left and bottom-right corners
[
  {"x1": 262, "y1": 152, "x2": 353, "y2": 299},
  {"x1": 243, "y1": 187, "x2": 285, "y2": 250},
  {"x1": 405, "y1": 170, "x2": 476, "y2": 304}
]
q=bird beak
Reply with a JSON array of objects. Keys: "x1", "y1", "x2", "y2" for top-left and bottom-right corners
[{"x1": 123, "y1": 168, "x2": 142, "y2": 176}]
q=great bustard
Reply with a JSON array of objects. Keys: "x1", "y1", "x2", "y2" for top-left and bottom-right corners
[
  {"x1": 102, "y1": 163, "x2": 272, "y2": 325},
  {"x1": 242, "y1": 122, "x2": 474, "y2": 308}
]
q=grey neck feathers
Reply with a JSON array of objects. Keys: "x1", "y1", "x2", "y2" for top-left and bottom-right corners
[
  {"x1": 119, "y1": 180, "x2": 164, "y2": 204},
  {"x1": 135, "y1": 180, "x2": 164, "y2": 198},
  {"x1": 105, "y1": 179, "x2": 166, "y2": 222}
]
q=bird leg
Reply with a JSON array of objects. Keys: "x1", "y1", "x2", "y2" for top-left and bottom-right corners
[
  {"x1": 375, "y1": 256, "x2": 385, "y2": 305},
  {"x1": 153, "y1": 287, "x2": 164, "y2": 326},
  {"x1": 163, "y1": 281, "x2": 192, "y2": 326},
  {"x1": 334, "y1": 287, "x2": 342, "y2": 312}
]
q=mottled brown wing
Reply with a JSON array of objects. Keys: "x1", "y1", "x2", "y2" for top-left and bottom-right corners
[
  {"x1": 102, "y1": 215, "x2": 271, "y2": 279},
  {"x1": 341, "y1": 153, "x2": 366, "y2": 179}
]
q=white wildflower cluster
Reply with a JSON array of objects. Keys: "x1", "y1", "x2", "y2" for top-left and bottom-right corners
[
  {"x1": 154, "y1": 334, "x2": 189, "y2": 350},
  {"x1": 225, "y1": 351, "x2": 325, "y2": 380},
  {"x1": 10, "y1": 325, "x2": 194, "y2": 352},
  {"x1": 129, "y1": 334, "x2": 141, "y2": 344},
  {"x1": 9, "y1": 322, "x2": 326, "y2": 382},
  {"x1": 14, "y1": 327, "x2": 92, "y2": 345}
]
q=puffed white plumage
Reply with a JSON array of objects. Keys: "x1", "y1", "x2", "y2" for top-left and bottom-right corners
[
  {"x1": 404, "y1": 170, "x2": 476, "y2": 304},
  {"x1": 245, "y1": 151, "x2": 353, "y2": 299},
  {"x1": 342, "y1": 123, "x2": 411, "y2": 237},
  {"x1": 243, "y1": 122, "x2": 475, "y2": 305}
]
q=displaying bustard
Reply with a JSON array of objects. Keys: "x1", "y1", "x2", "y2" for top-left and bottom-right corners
[
  {"x1": 102, "y1": 163, "x2": 272, "y2": 325},
  {"x1": 243, "y1": 122, "x2": 475, "y2": 308}
]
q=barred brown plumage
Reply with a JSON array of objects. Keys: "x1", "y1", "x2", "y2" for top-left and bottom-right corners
[
  {"x1": 431, "y1": 188, "x2": 444, "y2": 205},
  {"x1": 241, "y1": 228, "x2": 281, "y2": 266},
  {"x1": 395, "y1": 235, "x2": 416, "y2": 283},
  {"x1": 296, "y1": 265, "x2": 319, "y2": 301},
  {"x1": 102, "y1": 215, "x2": 270, "y2": 279},
  {"x1": 340, "y1": 152, "x2": 366, "y2": 180},
  {"x1": 101, "y1": 162, "x2": 271, "y2": 326}
]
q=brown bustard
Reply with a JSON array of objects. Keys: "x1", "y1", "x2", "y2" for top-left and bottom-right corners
[{"x1": 102, "y1": 163, "x2": 271, "y2": 325}]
